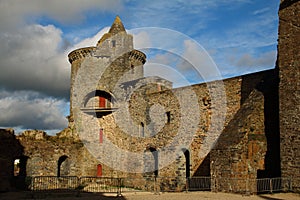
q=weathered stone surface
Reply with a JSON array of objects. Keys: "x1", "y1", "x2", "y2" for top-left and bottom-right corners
[
  {"x1": 278, "y1": 0, "x2": 300, "y2": 192},
  {"x1": 211, "y1": 89, "x2": 267, "y2": 193},
  {"x1": 1, "y1": 7, "x2": 299, "y2": 193}
]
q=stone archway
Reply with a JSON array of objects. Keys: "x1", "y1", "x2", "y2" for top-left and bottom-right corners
[
  {"x1": 144, "y1": 147, "x2": 158, "y2": 177},
  {"x1": 57, "y1": 155, "x2": 69, "y2": 177},
  {"x1": 176, "y1": 148, "x2": 190, "y2": 179}
]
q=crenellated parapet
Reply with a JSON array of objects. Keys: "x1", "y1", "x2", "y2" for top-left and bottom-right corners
[
  {"x1": 129, "y1": 49, "x2": 146, "y2": 64},
  {"x1": 68, "y1": 47, "x2": 96, "y2": 64}
]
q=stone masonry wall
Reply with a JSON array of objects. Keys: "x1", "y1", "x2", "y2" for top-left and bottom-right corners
[
  {"x1": 6, "y1": 13, "x2": 297, "y2": 193},
  {"x1": 210, "y1": 89, "x2": 267, "y2": 194},
  {"x1": 278, "y1": 0, "x2": 300, "y2": 192},
  {"x1": 16, "y1": 129, "x2": 104, "y2": 178}
]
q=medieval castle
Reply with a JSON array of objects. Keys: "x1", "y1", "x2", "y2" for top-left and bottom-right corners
[{"x1": 0, "y1": 0, "x2": 299, "y2": 194}]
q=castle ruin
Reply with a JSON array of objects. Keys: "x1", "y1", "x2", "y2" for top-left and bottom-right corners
[{"x1": 0, "y1": 0, "x2": 299, "y2": 194}]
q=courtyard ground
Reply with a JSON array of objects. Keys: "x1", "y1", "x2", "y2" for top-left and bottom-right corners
[{"x1": 0, "y1": 191, "x2": 300, "y2": 200}]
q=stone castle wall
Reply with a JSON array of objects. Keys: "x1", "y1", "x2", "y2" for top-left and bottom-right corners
[
  {"x1": 2, "y1": 6, "x2": 300, "y2": 193},
  {"x1": 278, "y1": 0, "x2": 300, "y2": 191}
]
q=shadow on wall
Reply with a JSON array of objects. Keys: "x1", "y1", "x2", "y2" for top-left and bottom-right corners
[
  {"x1": 0, "y1": 129, "x2": 27, "y2": 191},
  {"x1": 241, "y1": 69, "x2": 280, "y2": 178}
]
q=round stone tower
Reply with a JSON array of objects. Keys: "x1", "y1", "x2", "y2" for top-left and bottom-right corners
[{"x1": 68, "y1": 16, "x2": 146, "y2": 123}]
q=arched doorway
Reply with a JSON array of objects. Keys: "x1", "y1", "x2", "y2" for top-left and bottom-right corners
[
  {"x1": 144, "y1": 147, "x2": 158, "y2": 177},
  {"x1": 13, "y1": 156, "x2": 29, "y2": 190},
  {"x1": 57, "y1": 155, "x2": 69, "y2": 177},
  {"x1": 183, "y1": 148, "x2": 190, "y2": 178},
  {"x1": 14, "y1": 156, "x2": 28, "y2": 177},
  {"x1": 176, "y1": 149, "x2": 190, "y2": 179}
]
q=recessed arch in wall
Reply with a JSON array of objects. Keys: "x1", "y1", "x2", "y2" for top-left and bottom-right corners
[{"x1": 57, "y1": 155, "x2": 69, "y2": 177}]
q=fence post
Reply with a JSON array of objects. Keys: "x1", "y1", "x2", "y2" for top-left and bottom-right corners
[
  {"x1": 270, "y1": 178, "x2": 273, "y2": 193},
  {"x1": 117, "y1": 178, "x2": 122, "y2": 196}
]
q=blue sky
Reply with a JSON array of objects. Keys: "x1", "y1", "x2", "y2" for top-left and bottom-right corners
[{"x1": 0, "y1": 0, "x2": 280, "y2": 134}]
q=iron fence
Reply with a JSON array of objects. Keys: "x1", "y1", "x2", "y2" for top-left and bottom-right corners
[
  {"x1": 27, "y1": 176, "x2": 299, "y2": 196},
  {"x1": 256, "y1": 177, "x2": 291, "y2": 193},
  {"x1": 79, "y1": 176, "x2": 121, "y2": 194},
  {"x1": 31, "y1": 176, "x2": 79, "y2": 191},
  {"x1": 188, "y1": 177, "x2": 211, "y2": 191}
]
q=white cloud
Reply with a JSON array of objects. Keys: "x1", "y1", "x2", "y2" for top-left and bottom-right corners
[
  {"x1": 132, "y1": 31, "x2": 152, "y2": 50},
  {"x1": 0, "y1": 0, "x2": 123, "y2": 29},
  {"x1": 0, "y1": 90, "x2": 68, "y2": 130},
  {"x1": 233, "y1": 51, "x2": 277, "y2": 68},
  {"x1": 0, "y1": 0, "x2": 120, "y2": 132},
  {"x1": 0, "y1": 0, "x2": 279, "y2": 132},
  {"x1": 71, "y1": 27, "x2": 110, "y2": 49},
  {"x1": 0, "y1": 24, "x2": 70, "y2": 98},
  {"x1": 179, "y1": 40, "x2": 222, "y2": 82}
]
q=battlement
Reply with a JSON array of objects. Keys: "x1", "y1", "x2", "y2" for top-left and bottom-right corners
[
  {"x1": 129, "y1": 49, "x2": 146, "y2": 64},
  {"x1": 68, "y1": 47, "x2": 96, "y2": 64}
]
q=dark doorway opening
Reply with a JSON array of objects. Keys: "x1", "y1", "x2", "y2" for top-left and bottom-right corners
[{"x1": 57, "y1": 155, "x2": 68, "y2": 177}]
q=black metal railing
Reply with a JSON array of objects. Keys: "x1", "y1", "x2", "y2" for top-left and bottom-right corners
[{"x1": 26, "y1": 176, "x2": 297, "y2": 196}]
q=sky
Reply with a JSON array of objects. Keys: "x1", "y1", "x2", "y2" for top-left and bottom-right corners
[{"x1": 0, "y1": 0, "x2": 280, "y2": 134}]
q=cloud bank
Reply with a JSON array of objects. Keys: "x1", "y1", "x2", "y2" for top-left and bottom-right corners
[{"x1": 0, "y1": 0, "x2": 122, "y2": 132}]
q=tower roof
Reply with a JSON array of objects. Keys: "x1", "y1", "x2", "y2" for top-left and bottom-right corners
[
  {"x1": 97, "y1": 16, "x2": 126, "y2": 46},
  {"x1": 108, "y1": 16, "x2": 126, "y2": 35}
]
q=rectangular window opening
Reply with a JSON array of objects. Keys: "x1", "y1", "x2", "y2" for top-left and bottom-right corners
[
  {"x1": 112, "y1": 40, "x2": 116, "y2": 47},
  {"x1": 166, "y1": 111, "x2": 171, "y2": 123}
]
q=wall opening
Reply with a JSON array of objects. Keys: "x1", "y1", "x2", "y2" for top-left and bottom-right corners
[
  {"x1": 83, "y1": 90, "x2": 114, "y2": 109},
  {"x1": 14, "y1": 159, "x2": 20, "y2": 176},
  {"x1": 183, "y1": 149, "x2": 190, "y2": 178},
  {"x1": 166, "y1": 111, "x2": 171, "y2": 123},
  {"x1": 131, "y1": 64, "x2": 134, "y2": 74},
  {"x1": 150, "y1": 147, "x2": 158, "y2": 177},
  {"x1": 140, "y1": 122, "x2": 145, "y2": 137},
  {"x1": 57, "y1": 155, "x2": 68, "y2": 177},
  {"x1": 112, "y1": 40, "x2": 116, "y2": 47},
  {"x1": 144, "y1": 147, "x2": 159, "y2": 177},
  {"x1": 97, "y1": 164, "x2": 103, "y2": 177},
  {"x1": 14, "y1": 156, "x2": 29, "y2": 177}
]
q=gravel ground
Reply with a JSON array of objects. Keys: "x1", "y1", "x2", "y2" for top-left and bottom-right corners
[{"x1": 1, "y1": 191, "x2": 300, "y2": 200}]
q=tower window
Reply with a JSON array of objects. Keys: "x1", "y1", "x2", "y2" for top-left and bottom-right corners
[
  {"x1": 140, "y1": 122, "x2": 144, "y2": 137},
  {"x1": 166, "y1": 111, "x2": 171, "y2": 123},
  {"x1": 112, "y1": 40, "x2": 116, "y2": 47}
]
